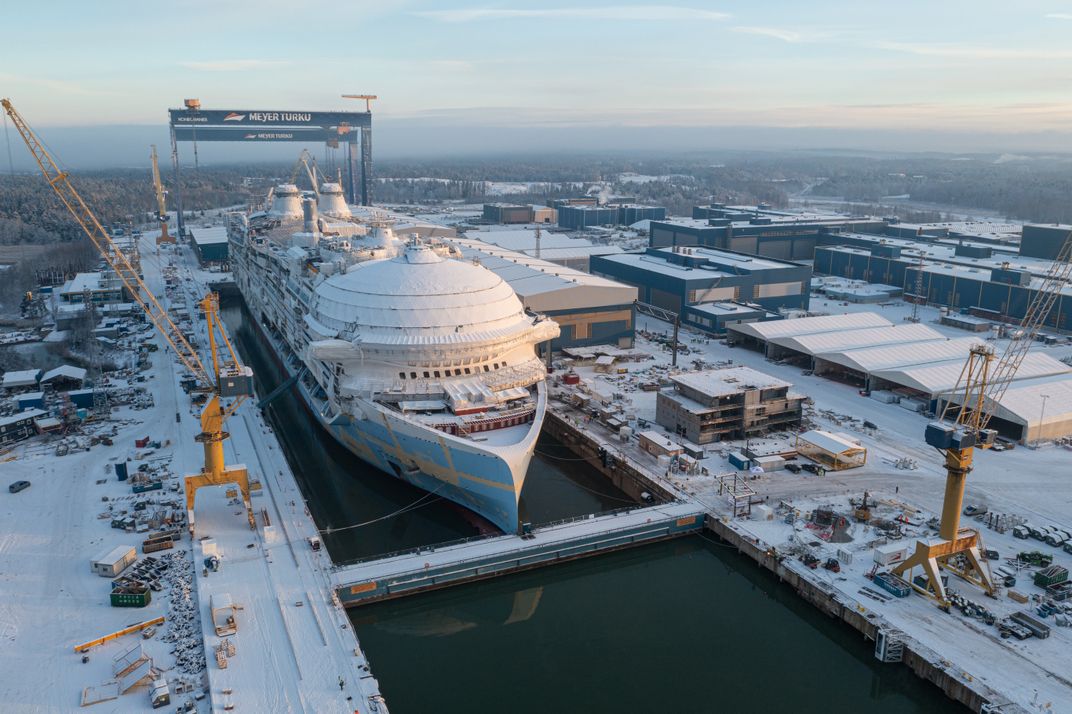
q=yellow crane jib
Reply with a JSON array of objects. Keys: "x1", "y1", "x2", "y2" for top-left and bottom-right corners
[{"x1": 1, "y1": 98, "x2": 257, "y2": 531}]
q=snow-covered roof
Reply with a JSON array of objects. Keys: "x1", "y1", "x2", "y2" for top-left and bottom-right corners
[
  {"x1": 2, "y1": 369, "x2": 41, "y2": 388},
  {"x1": 728, "y1": 312, "x2": 892, "y2": 341},
  {"x1": 446, "y1": 237, "x2": 637, "y2": 312},
  {"x1": 0, "y1": 408, "x2": 46, "y2": 427},
  {"x1": 671, "y1": 366, "x2": 790, "y2": 397},
  {"x1": 874, "y1": 352, "x2": 1072, "y2": 396},
  {"x1": 797, "y1": 429, "x2": 865, "y2": 455},
  {"x1": 941, "y1": 373, "x2": 1072, "y2": 428},
  {"x1": 814, "y1": 336, "x2": 985, "y2": 374},
  {"x1": 40, "y1": 365, "x2": 87, "y2": 383},
  {"x1": 769, "y1": 323, "x2": 944, "y2": 357},
  {"x1": 59, "y1": 272, "x2": 103, "y2": 295},
  {"x1": 190, "y1": 227, "x2": 229, "y2": 245}
]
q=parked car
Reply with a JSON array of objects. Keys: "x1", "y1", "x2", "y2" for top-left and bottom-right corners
[
  {"x1": 784, "y1": 463, "x2": 802, "y2": 474},
  {"x1": 963, "y1": 504, "x2": 988, "y2": 517},
  {"x1": 8, "y1": 480, "x2": 30, "y2": 493}
]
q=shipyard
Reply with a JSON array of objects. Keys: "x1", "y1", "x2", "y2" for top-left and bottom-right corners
[{"x1": 3, "y1": 6, "x2": 1072, "y2": 713}]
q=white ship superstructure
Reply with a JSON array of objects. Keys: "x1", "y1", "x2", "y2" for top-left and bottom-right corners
[{"x1": 229, "y1": 198, "x2": 559, "y2": 532}]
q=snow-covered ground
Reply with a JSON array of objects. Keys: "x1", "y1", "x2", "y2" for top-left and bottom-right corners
[
  {"x1": 550, "y1": 300, "x2": 1072, "y2": 712},
  {"x1": 0, "y1": 227, "x2": 386, "y2": 713}
]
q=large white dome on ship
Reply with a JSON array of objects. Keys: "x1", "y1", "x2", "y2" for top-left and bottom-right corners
[{"x1": 311, "y1": 244, "x2": 529, "y2": 338}]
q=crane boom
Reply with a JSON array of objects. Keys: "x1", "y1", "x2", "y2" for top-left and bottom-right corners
[
  {"x1": 289, "y1": 149, "x2": 321, "y2": 196},
  {"x1": 1, "y1": 98, "x2": 210, "y2": 387},
  {"x1": 3, "y1": 97, "x2": 256, "y2": 530},
  {"x1": 150, "y1": 145, "x2": 173, "y2": 244}
]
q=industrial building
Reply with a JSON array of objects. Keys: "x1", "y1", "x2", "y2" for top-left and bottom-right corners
[
  {"x1": 0, "y1": 409, "x2": 45, "y2": 445},
  {"x1": 652, "y1": 205, "x2": 884, "y2": 261},
  {"x1": 2, "y1": 369, "x2": 41, "y2": 393},
  {"x1": 190, "y1": 227, "x2": 230, "y2": 264},
  {"x1": 591, "y1": 246, "x2": 811, "y2": 314},
  {"x1": 814, "y1": 236, "x2": 1072, "y2": 331},
  {"x1": 482, "y1": 204, "x2": 556, "y2": 224},
  {"x1": 40, "y1": 365, "x2": 87, "y2": 390},
  {"x1": 1021, "y1": 224, "x2": 1072, "y2": 260},
  {"x1": 680, "y1": 301, "x2": 779, "y2": 335},
  {"x1": 446, "y1": 237, "x2": 639, "y2": 349},
  {"x1": 655, "y1": 367, "x2": 804, "y2": 444},
  {"x1": 727, "y1": 312, "x2": 1072, "y2": 440},
  {"x1": 557, "y1": 204, "x2": 666, "y2": 230},
  {"x1": 465, "y1": 228, "x2": 623, "y2": 271},
  {"x1": 57, "y1": 271, "x2": 127, "y2": 305}
]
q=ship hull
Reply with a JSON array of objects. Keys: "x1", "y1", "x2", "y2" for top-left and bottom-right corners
[{"x1": 247, "y1": 306, "x2": 534, "y2": 534}]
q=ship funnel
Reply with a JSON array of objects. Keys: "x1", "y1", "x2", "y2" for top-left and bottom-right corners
[
  {"x1": 302, "y1": 198, "x2": 320, "y2": 234},
  {"x1": 318, "y1": 182, "x2": 351, "y2": 218},
  {"x1": 269, "y1": 183, "x2": 303, "y2": 219}
]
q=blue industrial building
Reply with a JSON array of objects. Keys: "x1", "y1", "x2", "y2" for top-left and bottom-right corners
[
  {"x1": 680, "y1": 301, "x2": 780, "y2": 335},
  {"x1": 557, "y1": 204, "x2": 666, "y2": 230},
  {"x1": 591, "y1": 246, "x2": 811, "y2": 315},
  {"x1": 650, "y1": 207, "x2": 884, "y2": 261},
  {"x1": 815, "y1": 241, "x2": 1072, "y2": 331},
  {"x1": 1021, "y1": 224, "x2": 1072, "y2": 260}
]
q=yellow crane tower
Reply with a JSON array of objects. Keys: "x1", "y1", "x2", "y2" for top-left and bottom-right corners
[
  {"x1": 150, "y1": 145, "x2": 175, "y2": 245},
  {"x1": 2, "y1": 98, "x2": 256, "y2": 530},
  {"x1": 894, "y1": 231, "x2": 1072, "y2": 604}
]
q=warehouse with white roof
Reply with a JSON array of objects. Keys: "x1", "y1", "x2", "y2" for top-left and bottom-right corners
[
  {"x1": 727, "y1": 311, "x2": 1072, "y2": 440},
  {"x1": 447, "y1": 237, "x2": 638, "y2": 349}
]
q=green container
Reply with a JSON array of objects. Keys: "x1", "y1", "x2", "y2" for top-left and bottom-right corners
[
  {"x1": 1034, "y1": 566, "x2": 1068, "y2": 588},
  {"x1": 110, "y1": 589, "x2": 151, "y2": 608}
]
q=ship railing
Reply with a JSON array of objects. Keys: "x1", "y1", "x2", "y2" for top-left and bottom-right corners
[{"x1": 329, "y1": 504, "x2": 655, "y2": 569}]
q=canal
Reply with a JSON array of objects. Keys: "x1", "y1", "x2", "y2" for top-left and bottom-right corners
[{"x1": 222, "y1": 299, "x2": 958, "y2": 713}]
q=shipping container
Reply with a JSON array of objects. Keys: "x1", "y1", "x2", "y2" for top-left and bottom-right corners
[{"x1": 91, "y1": 545, "x2": 136, "y2": 577}]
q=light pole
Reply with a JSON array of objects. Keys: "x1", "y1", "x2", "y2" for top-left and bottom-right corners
[{"x1": 1036, "y1": 394, "x2": 1050, "y2": 448}]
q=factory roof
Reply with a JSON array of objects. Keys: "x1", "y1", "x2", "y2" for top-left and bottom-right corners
[
  {"x1": 41, "y1": 365, "x2": 87, "y2": 383},
  {"x1": 815, "y1": 336, "x2": 985, "y2": 374},
  {"x1": 796, "y1": 430, "x2": 865, "y2": 456},
  {"x1": 2, "y1": 369, "x2": 41, "y2": 389},
  {"x1": 0, "y1": 408, "x2": 46, "y2": 427},
  {"x1": 687, "y1": 301, "x2": 769, "y2": 317},
  {"x1": 671, "y1": 366, "x2": 790, "y2": 397},
  {"x1": 728, "y1": 312, "x2": 891, "y2": 342},
  {"x1": 190, "y1": 227, "x2": 229, "y2": 245},
  {"x1": 960, "y1": 373, "x2": 1072, "y2": 428},
  {"x1": 59, "y1": 272, "x2": 106, "y2": 295},
  {"x1": 769, "y1": 323, "x2": 945, "y2": 356},
  {"x1": 872, "y1": 352, "x2": 1072, "y2": 396},
  {"x1": 446, "y1": 237, "x2": 637, "y2": 312},
  {"x1": 465, "y1": 229, "x2": 623, "y2": 260}
]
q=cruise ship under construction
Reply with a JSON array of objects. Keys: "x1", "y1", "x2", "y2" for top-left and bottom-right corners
[{"x1": 228, "y1": 182, "x2": 560, "y2": 533}]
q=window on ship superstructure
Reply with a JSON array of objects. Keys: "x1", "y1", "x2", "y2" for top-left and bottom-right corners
[{"x1": 434, "y1": 371, "x2": 440, "y2": 378}]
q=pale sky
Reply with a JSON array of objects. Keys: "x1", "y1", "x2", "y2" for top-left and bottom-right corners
[{"x1": 3, "y1": 1, "x2": 1072, "y2": 155}]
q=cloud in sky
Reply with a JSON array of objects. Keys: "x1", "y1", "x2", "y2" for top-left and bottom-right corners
[
  {"x1": 873, "y1": 41, "x2": 1072, "y2": 60},
  {"x1": 180, "y1": 59, "x2": 291, "y2": 71},
  {"x1": 1045, "y1": 13, "x2": 1072, "y2": 20},
  {"x1": 413, "y1": 5, "x2": 729, "y2": 23},
  {"x1": 731, "y1": 26, "x2": 810, "y2": 43}
]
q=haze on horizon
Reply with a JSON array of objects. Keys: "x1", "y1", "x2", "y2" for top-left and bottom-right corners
[{"x1": 3, "y1": 1, "x2": 1072, "y2": 167}]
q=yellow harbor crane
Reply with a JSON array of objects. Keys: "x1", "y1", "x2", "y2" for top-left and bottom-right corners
[
  {"x1": 150, "y1": 145, "x2": 174, "y2": 245},
  {"x1": 894, "y1": 230, "x2": 1072, "y2": 603},
  {"x1": 1, "y1": 98, "x2": 256, "y2": 529}
]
